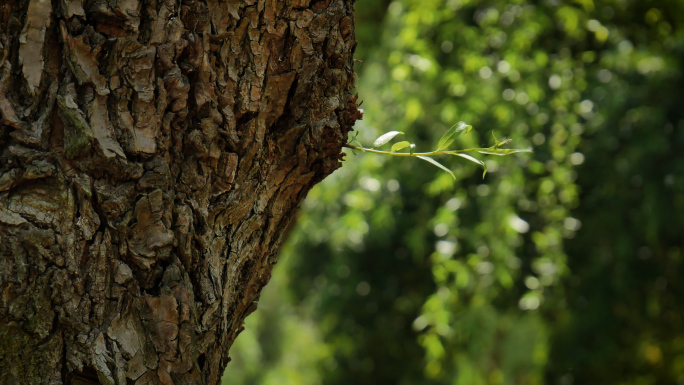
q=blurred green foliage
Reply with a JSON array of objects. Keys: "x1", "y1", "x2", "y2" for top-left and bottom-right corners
[{"x1": 224, "y1": 0, "x2": 684, "y2": 384}]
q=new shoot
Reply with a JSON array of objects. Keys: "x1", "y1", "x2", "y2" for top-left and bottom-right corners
[{"x1": 344, "y1": 122, "x2": 532, "y2": 179}]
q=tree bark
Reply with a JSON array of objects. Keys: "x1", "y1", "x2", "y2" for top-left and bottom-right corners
[{"x1": 0, "y1": 0, "x2": 361, "y2": 383}]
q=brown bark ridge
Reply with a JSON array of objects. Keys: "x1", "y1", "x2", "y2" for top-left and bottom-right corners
[{"x1": 0, "y1": 0, "x2": 362, "y2": 383}]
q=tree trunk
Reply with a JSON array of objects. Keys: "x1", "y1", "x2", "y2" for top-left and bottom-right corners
[{"x1": 0, "y1": 0, "x2": 360, "y2": 383}]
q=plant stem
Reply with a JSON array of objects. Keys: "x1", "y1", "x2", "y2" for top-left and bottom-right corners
[{"x1": 342, "y1": 144, "x2": 484, "y2": 157}]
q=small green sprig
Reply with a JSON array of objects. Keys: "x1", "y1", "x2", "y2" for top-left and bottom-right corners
[{"x1": 345, "y1": 122, "x2": 532, "y2": 179}]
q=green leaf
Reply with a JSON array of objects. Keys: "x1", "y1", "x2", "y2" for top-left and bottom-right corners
[
  {"x1": 477, "y1": 148, "x2": 533, "y2": 156},
  {"x1": 491, "y1": 131, "x2": 512, "y2": 148},
  {"x1": 349, "y1": 138, "x2": 365, "y2": 152},
  {"x1": 391, "y1": 141, "x2": 411, "y2": 152},
  {"x1": 409, "y1": 143, "x2": 416, "y2": 155},
  {"x1": 452, "y1": 153, "x2": 488, "y2": 179},
  {"x1": 437, "y1": 122, "x2": 472, "y2": 151},
  {"x1": 372, "y1": 131, "x2": 404, "y2": 148},
  {"x1": 417, "y1": 156, "x2": 455, "y2": 180},
  {"x1": 347, "y1": 130, "x2": 360, "y2": 144}
]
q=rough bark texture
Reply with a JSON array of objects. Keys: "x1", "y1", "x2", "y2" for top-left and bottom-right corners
[{"x1": 0, "y1": 0, "x2": 361, "y2": 383}]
